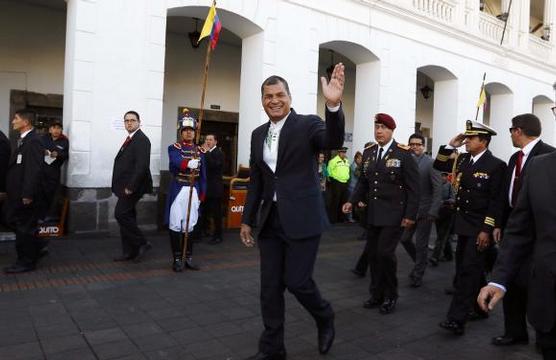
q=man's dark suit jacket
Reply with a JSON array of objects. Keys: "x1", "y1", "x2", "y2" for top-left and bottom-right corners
[
  {"x1": 500, "y1": 140, "x2": 555, "y2": 227},
  {"x1": 111, "y1": 129, "x2": 153, "y2": 198},
  {"x1": 4, "y1": 129, "x2": 43, "y2": 221},
  {"x1": 492, "y1": 151, "x2": 556, "y2": 333},
  {"x1": 205, "y1": 147, "x2": 224, "y2": 198},
  {"x1": 242, "y1": 107, "x2": 345, "y2": 239},
  {"x1": 0, "y1": 130, "x2": 10, "y2": 193}
]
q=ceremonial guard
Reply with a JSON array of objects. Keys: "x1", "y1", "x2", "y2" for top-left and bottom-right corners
[
  {"x1": 434, "y1": 120, "x2": 506, "y2": 335},
  {"x1": 165, "y1": 110, "x2": 207, "y2": 272},
  {"x1": 344, "y1": 113, "x2": 419, "y2": 314}
]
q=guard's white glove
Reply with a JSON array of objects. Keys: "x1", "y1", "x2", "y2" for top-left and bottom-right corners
[{"x1": 187, "y1": 159, "x2": 200, "y2": 170}]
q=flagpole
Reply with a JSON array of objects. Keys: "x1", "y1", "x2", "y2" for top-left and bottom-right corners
[
  {"x1": 475, "y1": 72, "x2": 487, "y2": 121},
  {"x1": 181, "y1": 0, "x2": 216, "y2": 264},
  {"x1": 500, "y1": 0, "x2": 513, "y2": 46}
]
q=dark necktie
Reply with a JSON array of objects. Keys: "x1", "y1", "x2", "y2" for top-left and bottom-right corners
[
  {"x1": 121, "y1": 136, "x2": 131, "y2": 150},
  {"x1": 511, "y1": 151, "x2": 524, "y2": 207},
  {"x1": 17, "y1": 137, "x2": 23, "y2": 148},
  {"x1": 378, "y1": 147, "x2": 384, "y2": 161}
]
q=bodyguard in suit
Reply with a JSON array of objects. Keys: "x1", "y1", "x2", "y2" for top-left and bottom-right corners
[
  {"x1": 490, "y1": 114, "x2": 555, "y2": 346},
  {"x1": 399, "y1": 133, "x2": 442, "y2": 288},
  {"x1": 201, "y1": 133, "x2": 224, "y2": 244},
  {"x1": 240, "y1": 63, "x2": 345, "y2": 360},
  {"x1": 3, "y1": 110, "x2": 45, "y2": 273},
  {"x1": 478, "y1": 151, "x2": 556, "y2": 359},
  {"x1": 0, "y1": 129, "x2": 10, "y2": 201},
  {"x1": 112, "y1": 110, "x2": 153, "y2": 262},
  {"x1": 343, "y1": 114, "x2": 419, "y2": 314},
  {"x1": 435, "y1": 121, "x2": 506, "y2": 335}
]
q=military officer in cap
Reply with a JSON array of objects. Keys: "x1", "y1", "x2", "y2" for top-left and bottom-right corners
[
  {"x1": 343, "y1": 113, "x2": 419, "y2": 314},
  {"x1": 434, "y1": 120, "x2": 506, "y2": 335},
  {"x1": 165, "y1": 109, "x2": 207, "y2": 272}
]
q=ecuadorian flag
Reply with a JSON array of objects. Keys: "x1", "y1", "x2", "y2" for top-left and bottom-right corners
[{"x1": 198, "y1": 4, "x2": 222, "y2": 50}]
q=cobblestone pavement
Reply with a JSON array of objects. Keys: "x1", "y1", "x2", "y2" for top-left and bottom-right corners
[{"x1": 0, "y1": 225, "x2": 541, "y2": 360}]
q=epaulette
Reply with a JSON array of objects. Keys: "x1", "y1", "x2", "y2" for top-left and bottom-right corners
[
  {"x1": 397, "y1": 143, "x2": 410, "y2": 151},
  {"x1": 436, "y1": 154, "x2": 450, "y2": 162},
  {"x1": 364, "y1": 143, "x2": 377, "y2": 150},
  {"x1": 173, "y1": 142, "x2": 182, "y2": 149}
]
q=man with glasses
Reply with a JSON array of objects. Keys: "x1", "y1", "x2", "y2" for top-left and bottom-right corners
[
  {"x1": 112, "y1": 110, "x2": 153, "y2": 263},
  {"x1": 488, "y1": 114, "x2": 554, "y2": 347},
  {"x1": 399, "y1": 133, "x2": 442, "y2": 288},
  {"x1": 343, "y1": 113, "x2": 419, "y2": 314}
]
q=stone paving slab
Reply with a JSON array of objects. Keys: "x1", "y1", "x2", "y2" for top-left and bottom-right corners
[{"x1": 0, "y1": 225, "x2": 542, "y2": 359}]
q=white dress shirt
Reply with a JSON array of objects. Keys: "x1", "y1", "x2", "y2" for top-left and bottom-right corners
[
  {"x1": 263, "y1": 105, "x2": 340, "y2": 201},
  {"x1": 377, "y1": 138, "x2": 394, "y2": 159}
]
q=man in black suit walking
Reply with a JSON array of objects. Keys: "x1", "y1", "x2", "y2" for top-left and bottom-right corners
[
  {"x1": 240, "y1": 63, "x2": 345, "y2": 360},
  {"x1": 112, "y1": 110, "x2": 153, "y2": 262},
  {"x1": 434, "y1": 121, "x2": 506, "y2": 335},
  {"x1": 478, "y1": 150, "x2": 556, "y2": 359},
  {"x1": 202, "y1": 133, "x2": 224, "y2": 244},
  {"x1": 489, "y1": 114, "x2": 554, "y2": 347},
  {"x1": 3, "y1": 109, "x2": 45, "y2": 273}
]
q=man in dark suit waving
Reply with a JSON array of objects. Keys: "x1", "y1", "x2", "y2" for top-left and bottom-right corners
[
  {"x1": 490, "y1": 114, "x2": 554, "y2": 347},
  {"x1": 112, "y1": 110, "x2": 153, "y2": 262},
  {"x1": 240, "y1": 63, "x2": 345, "y2": 360}
]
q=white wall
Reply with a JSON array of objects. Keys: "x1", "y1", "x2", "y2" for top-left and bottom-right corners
[
  {"x1": 0, "y1": 1, "x2": 66, "y2": 134},
  {"x1": 161, "y1": 27, "x2": 242, "y2": 170}
]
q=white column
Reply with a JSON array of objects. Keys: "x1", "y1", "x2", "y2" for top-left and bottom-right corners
[
  {"x1": 488, "y1": 93, "x2": 514, "y2": 161},
  {"x1": 352, "y1": 61, "x2": 381, "y2": 155},
  {"x1": 533, "y1": 101, "x2": 555, "y2": 145},
  {"x1": 516, "y1": 0, "x2": 531, "y2": 49},
  {"x1": 237, "y1": 32, "x2": 265, "y2": 167},
  {"x1": 64, "y1": 0, "x2": 165, "y2": 188},
  {"x1": 431, "y1": 79, "x2": 459, "y2": 154}
]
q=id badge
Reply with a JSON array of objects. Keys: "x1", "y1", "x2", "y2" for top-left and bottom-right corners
[{"x1": 16, "y1": 154, "x2": 22, "y2": 164}]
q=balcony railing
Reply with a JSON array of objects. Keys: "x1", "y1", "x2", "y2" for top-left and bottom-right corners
[
  {"x1": 478, "y1": 12, "x2": 507, "y2": 44},
  {"x1": 529, "y1": 34, "x2": 552, "y2": 60},
  {"x1": 412, "y1": 0, "x2": 455, "y2": 24}
]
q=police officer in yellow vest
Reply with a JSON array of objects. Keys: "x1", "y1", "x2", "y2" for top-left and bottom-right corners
[{"x1": 327, "y1": 147, "x2": 350, "y2": 223}]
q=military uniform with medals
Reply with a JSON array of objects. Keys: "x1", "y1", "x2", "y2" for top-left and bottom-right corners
[
  {"x1": 434, "y1": 121, "x2": 506, "y2": 334},
  {"x1": 349, "y1": 114, "x2": 419, "y2": 313}
]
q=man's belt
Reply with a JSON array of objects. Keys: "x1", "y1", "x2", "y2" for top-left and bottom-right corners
[{"x1": 174, "y1": 174, "x2": 192, "y2": 185}]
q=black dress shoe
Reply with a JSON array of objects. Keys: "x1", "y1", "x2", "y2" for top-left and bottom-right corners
[
  {"x1": 208, "y1": 237, "x2": 223, "y2": 245},
  {"x1": 113, "y1": 254, "x2": 134, "y2": 262},
  {"x1": 439, "y1": 319, "x2": 465, "y2": 335},
  {"x1": 133, "y1": 242, "x2": 152, "y2": 263},
  {"x1": 317, "y1": 317, "x2": 335, "y2": 354},
  {"x1": 245, "y1": 350, "x2": 286, "y2": 360},
  {"x1": 429, "y1": 257, "x2": 439, "y2": 267},
  {"x1": 172, "y1": 258, "x2": 184, "y2": 272},
  {"x1": 466, "y1": 310, "x2": 489, "y2": 321},
  {"x1": 4, "y1": 263, "x2": 35, "y2": 274},
  {"x1": 410, "y1": 278, "x2": 422, "y2": 288},
  {"x1": 363, "y1": 296, "x2": 383, "y2": 309},
  {"x1": 491, "y1": 335, "x2": 529, "y2": 346},
  {"x1": 185, "y1": 258, "x2": 200, "y2": 271},
  {"x1": 351, "y1": 269, "x2": 365, "y2": 278},
  {"x1": 379, "y1": 298, "x2": 397, "y2": 314}
]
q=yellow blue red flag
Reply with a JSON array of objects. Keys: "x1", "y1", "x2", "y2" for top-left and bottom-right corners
[{"x1": 198, "y1": 4, "x2": 222, "y2": 50}]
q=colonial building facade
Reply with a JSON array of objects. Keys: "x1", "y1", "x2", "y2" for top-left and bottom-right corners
[{"x1": 1, "y1": 0, "x2": 555, "y2": 233}]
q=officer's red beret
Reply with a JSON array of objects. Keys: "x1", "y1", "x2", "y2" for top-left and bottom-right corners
[{"x1": 375, "y1": 113, "x2": 396, "y2": 130}]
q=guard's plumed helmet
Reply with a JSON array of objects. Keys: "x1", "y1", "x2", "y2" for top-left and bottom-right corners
[{"x1": 179, "y1": 108, "x2": 197, "y2": 131}]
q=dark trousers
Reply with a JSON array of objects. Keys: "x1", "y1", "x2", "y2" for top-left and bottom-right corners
[
  {"x1": 502, "y1": 260, "x2": 530, "y2": 338},
  {"x1": 400, "y1": 216, "x2": 434, "y2": 280},
  {"x1": 366, "y1": 225, "x2": 404, "y2": 299},
  {"x1": 431, "y1": 207, "x2": 454, "y2": 261},
  {"x1": 201, "y1": 197, "x2": 223, "y2": 238},
  {"x1": 447, "y1": 235, "x2": 487, "y2": 323},
  {"x1": 354, "y1": 244, "x2": 368, "y2": 275},
  {"x1": 114, "y1": 194, "x2": 147, "y2": 256},
  {"x1": 258, "y1": 204, "x2": 334, "y2": 354},
  {"x1": 327, "y1": 179, "x2": 348, "y2": 223},
  {"x1": 538, "y1": 324, "x2": 556, "y2": 360},
  {"x1": 12, "y1": 204, "x2": 42, "y2": 266}
]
